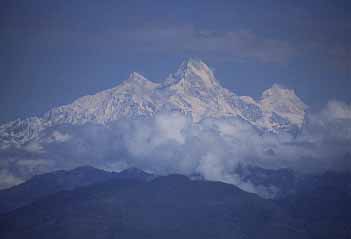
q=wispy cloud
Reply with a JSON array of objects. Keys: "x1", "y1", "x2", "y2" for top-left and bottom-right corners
[
  {"x1": 1, "y1": 102, "x2": 351, "y2": 196},
  {"x1": 120, "y1": 26, "x2": 297, "y2": 64}
]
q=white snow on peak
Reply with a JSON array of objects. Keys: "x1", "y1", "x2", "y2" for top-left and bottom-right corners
[
  {"x1": 262, "y1": 84, "x2": 294, "y2": 99},
  {"x1": 240, "y1": 96, "x2": 259, "y2": 106},
  {"x1": 160, "y1": 58, "x2": 240, "y2": 122},
  {"x1": 0, "y1": 117, "x2": 43, "y2": 146},
  {"x1": 0, "y1": 60, "x2": 309, "y2": 146},
  {"x1": 167, "y1": 58, "x2": 220, "y2": 90},
  {"x1": 260, "y1": 84, "x2": 307, "y2": 127},
  {"x1": 122, "y1": 72, "x2": 159, "y2": 90},
  {"x1": 42, "y1": 73, "x2": 161, "y2": 126}
]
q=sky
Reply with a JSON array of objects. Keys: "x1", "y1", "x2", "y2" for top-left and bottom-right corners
[{"x1": 0, "y1": 0, "x2": 350, "y2": 123}]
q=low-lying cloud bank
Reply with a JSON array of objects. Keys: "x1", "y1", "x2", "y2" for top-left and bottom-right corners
[{"x1": 0, "y1": 100, "x2": 350, "y2": 195}]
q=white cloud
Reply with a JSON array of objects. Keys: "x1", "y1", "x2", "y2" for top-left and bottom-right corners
[
  {"x1": 50, "y1": 131, "x2": 71, "y2": 143},
  {"x1": 23, "y1": 141, "x2": 44, "y2": 153},
  {"x1": 0, "y1": 169, "x2": 23, "y2": 189},
  {"x1": 155, "y1": 113, "x2": 187, "y2": 144},
  {"x1": 323, "y1": 100, "x2": 351, "y2": 120},
  {"x1": 1, "y1": 100, "x2": 351, "y2": 193},
  {"x1": 122, "y1": 26, "x2": 296, "y2": 64}
]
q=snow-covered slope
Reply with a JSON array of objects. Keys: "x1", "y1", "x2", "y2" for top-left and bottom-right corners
[
  {"x1": 45, "y1": 72, "x2": 161, "y2": 125},
  {"x1": 260, "y1": 84, "x2": 307, "y2": 129},
  {"x1": 0, "y1": 59, "x2": 307, "y2": 148}
]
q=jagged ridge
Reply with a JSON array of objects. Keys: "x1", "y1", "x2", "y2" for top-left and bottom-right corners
[{"x1": 0, "y1": 58, "x2": 307, "y2": 147}]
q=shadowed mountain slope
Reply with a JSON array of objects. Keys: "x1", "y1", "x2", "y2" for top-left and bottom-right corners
[
  {"x1": 0, "y1": 174, "x2": 308, "y2": 239},
  {"x1": 0, "y1": 166, "x2": 154, "y2": 214}
]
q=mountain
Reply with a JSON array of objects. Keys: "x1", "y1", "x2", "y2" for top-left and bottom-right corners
[
  {"x1": 0, "y1": 58, "x2": 306, "y2": 148},
  {"x1": 0, "y1": 173, "x2": 309, "y2": 239},
  {"x1": 234, "y1": 164, "x2": 298, "y2": 198},
  {"x1": 0, "y1": 166, "x2": 154, "y2": 214},
  {"x1": 0, "y1": 58, "x2": 309, "y2": 190},
  {"x1": 0, "y1": 167, "x2": 349, "y2": 239},
  {"x1": 277, "y1": 171, "x2": 351, "y2": 239},
  {"x1": 116, "y1": 167, "x2": 156, "y2": 181}
]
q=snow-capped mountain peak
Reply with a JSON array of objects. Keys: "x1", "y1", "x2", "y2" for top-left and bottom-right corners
[
  {"x1": 260, "y1": 84, "x2": 307, "y2": 127},
  {"x1": 0, "y1": 59, "x2": 308, "y2": 147},
  {"x1": 262, "y1": 84, "x2": 295, "y2": 99},
  {"x1": 122, "y1": 72, "x2": 159, "y2": 90},
  {"x1": 165, "y1": 58, "x2": 220, "y2": 90},
  {"x1": 158, "y1": 58, "x2": 241, "y2": 122}
]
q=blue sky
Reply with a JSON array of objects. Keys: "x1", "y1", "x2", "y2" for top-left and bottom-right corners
[{"x1": 0, "y1": 0, "x2": 350, "y2": 123}]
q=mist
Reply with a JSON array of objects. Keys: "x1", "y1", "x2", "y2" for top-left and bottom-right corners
[{"x1": 1, "y1": 99, "x2": 350, "y2": 196}]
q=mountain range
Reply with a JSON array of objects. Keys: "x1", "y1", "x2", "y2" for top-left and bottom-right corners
[
  {"x1": 0, "y1": 58, "x2": 306, "y2": 148},
  {"x1": 0, "y1": 166, "x2": 154, "y2": 214},
  {"x1": 0, "y1": 58, "x2": 314, "y2": 191},
  {"x1": 0, "y1": 166, "x2": 350, "y2": 239},
  {"x1": 1, "y1": 58, "x2": 349, "y2": 201}
]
